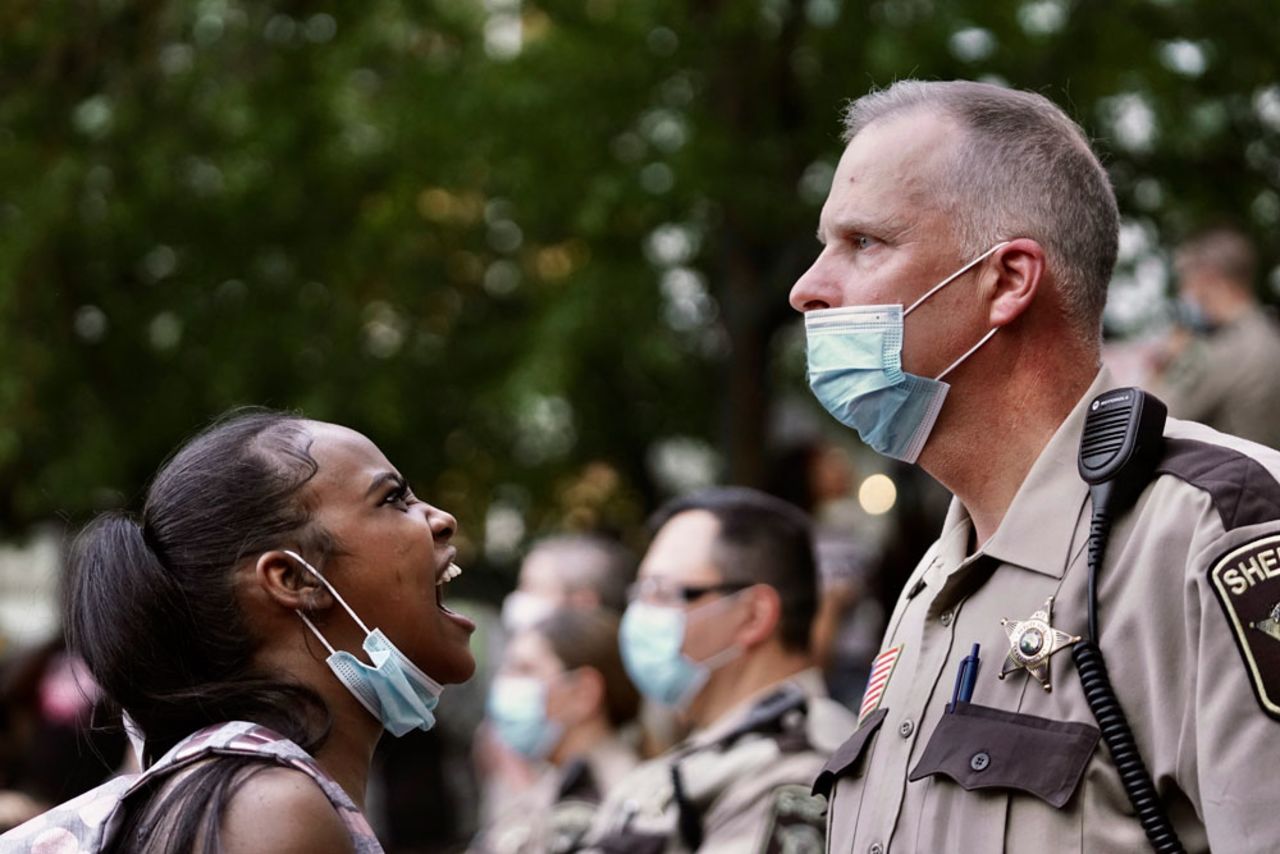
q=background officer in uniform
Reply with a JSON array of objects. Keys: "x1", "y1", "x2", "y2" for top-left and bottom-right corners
[
  {"x1": 1150, "y1": 226, "x2": 1280, "y2": 449},
  {"x1": 578, "y1": 487, "x2": 857, "y2": 853},
  {"x1": 791, "y1": 79, "x2": 1280, "y2": 852},
  {"x1": 472, "y1": 607, "x2": 641, "y2": 854},
  {"x1": 479, "y1": 534, "x2": 639, "y2": 829}
]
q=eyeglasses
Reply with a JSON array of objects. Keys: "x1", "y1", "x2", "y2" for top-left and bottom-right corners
[{"x1": 626, "y1": 577, "x2": 753, "y2": 607}]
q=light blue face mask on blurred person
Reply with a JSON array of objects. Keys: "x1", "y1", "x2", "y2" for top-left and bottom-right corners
[
  {"x1": 486, "y1": 675, "x2": 564, "y2": 760},
  {"x1": 285, "y1": 550, "x2": 445, "y2": 737},
  {"x1": 805, "y1": 243, "x2": 1008, "y2": 463},
  {"x1": 619, "y1": 599, "x2": 742, "y2": 709}
]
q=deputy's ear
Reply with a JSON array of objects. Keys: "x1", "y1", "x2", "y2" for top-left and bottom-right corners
[
  {"x1": 737, "y1": 584, "x2": 782, "y2": 649},
  {"x1": 254, "y1": 550, "x2": 332, "y2": 613},
  {"x1": 985, "y1": 238, "x2": 1045, "y2": 328}
]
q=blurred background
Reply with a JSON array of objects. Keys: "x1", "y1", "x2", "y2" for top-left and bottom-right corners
[{"x1": 2, "y1": 0, "x2": 1279, "y2": 849}]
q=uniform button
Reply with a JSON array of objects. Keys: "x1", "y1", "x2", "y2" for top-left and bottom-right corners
[
  {"x1": 939, "y1": 611, "x2": 954, "y2": 626},
  {"x1": 970, "y1": 751, "x2": 991, "y2": 772},
  {"x1": 869, "y1": 844, "x2": 885, "y2": 854},
  {"x1": 898, "y1": 719, "x2": 914, "y2": 738}
]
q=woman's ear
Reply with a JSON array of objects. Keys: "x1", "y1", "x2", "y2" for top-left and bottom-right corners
[
  {"x1": 254, "y1": 550, "x2": 332, "y2": 614},
  {"x1": 986, "y1": 238, "x2": 1046, "y2": 328}
]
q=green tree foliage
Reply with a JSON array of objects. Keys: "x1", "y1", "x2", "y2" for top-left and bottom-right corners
[{"x1": 2, "y1": 0, "x2": 1277, "y2": 577}]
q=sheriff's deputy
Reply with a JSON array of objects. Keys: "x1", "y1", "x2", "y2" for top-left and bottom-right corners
[
  {"x1": 577, "y1": 487, "x2": 857, "y2": 853},
  {"x1": 792, "y1": 79, "x2": 1280, "y2": 852}
]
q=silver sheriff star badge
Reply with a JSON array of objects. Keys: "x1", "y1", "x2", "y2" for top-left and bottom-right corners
[
  {"x1": 998, "y1": 596, "x2": 1080, "y2": 692},
  {"x1": 1253, "y1": 603, "x2": 1280, "y2": 644}
]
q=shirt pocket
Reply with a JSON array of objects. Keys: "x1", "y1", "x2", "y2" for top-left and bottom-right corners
[
  {"x1": 810, "y1": 708, "x2": 888, "y2": 800},
  {"x1": 907, "y1": 701, "x2": 1099, "y2": 808}
]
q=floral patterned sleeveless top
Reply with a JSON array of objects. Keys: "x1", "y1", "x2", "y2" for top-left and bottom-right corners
[{"x1": 0, "y1": 720, "x2": 384, "y2": 853}]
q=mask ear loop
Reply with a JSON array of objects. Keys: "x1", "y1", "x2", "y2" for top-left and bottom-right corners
[
  {"x1": 899, "y1": 241, "x2": 1010, "y2": 382},
  {"x1": 283, "y1": 549, "x2": 372, "y2": 650},
  {"x1": 683, "y1": 586, "x2": 754, "y2": 669},
  {"x1": 935, "y1": 328, "x2": 999, "y2": 381},
  {"x1": 904, "y1": 241, "x2": 1010, "y2": 317}
]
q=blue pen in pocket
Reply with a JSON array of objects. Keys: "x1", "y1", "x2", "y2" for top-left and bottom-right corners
[{"x1": 948, "y1": 643, "x2": 981, "y2": 712}]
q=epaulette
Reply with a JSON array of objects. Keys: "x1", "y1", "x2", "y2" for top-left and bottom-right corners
[
  {"x1": 715, "y1": 683, "x2": 809, "y2": 752},
  {"x1": 555, "y1": 756, "x2": 601, "y2": 804},
  {"x1": 1157, "y1": 438, "x2": 1280, "y2": 531}
]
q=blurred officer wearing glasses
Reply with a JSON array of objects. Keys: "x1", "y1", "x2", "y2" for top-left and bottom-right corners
[{"x1": 576, "y1": 487, "x2": 858, "y2": 854}]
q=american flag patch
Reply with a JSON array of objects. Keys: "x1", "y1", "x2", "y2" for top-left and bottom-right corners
[{"x1": 858, "y1": 644, "x2": 903, "y2": 724}]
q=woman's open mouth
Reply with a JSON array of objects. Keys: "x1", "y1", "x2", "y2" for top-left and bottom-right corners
[{"x1": 435, "y1": 558, "x2": 476, "y2": 632}]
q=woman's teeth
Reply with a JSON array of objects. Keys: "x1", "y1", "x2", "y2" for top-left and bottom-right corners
[{"x1": 437, "y1": 562, "x2": 462, "y2": 586}]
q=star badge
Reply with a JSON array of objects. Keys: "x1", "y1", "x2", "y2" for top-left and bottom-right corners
[
  {"x1": 998, "y1": 596, "x2": 1080, "y2": 692},
  {"x1": 1253, "y1": 603, "x2": 1280, "y2": 644}
]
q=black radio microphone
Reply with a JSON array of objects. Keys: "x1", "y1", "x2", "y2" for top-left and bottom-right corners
[{"x1": 1074, "y1": 386, "x2": 1184, "y2": 854}]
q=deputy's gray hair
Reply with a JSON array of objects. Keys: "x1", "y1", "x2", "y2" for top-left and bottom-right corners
[{"x1": 842, "y1": 80, "x2": 1119, "y2": 339}]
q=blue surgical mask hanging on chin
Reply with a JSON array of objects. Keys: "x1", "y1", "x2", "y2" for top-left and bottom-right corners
[
  {"x1": 486, "y1": 675, "x2": 566, "y2": 760},
  {"x1": 805, "y1": 242, "x2": 1009, "y2": 463},
  {"x1": 285, "y1": 549, "x2": 445, "y2": 737},
  {"x1": 619, "y1": 598, "x2": 743, "y2": 709}
]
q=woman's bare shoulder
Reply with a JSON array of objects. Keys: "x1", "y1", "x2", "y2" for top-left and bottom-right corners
[{"x1": 217, "y1": 765, "x2": 357, "y2": 854}]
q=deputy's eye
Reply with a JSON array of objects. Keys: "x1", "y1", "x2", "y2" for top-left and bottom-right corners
[{"x1": 855, "y1": 234, "x2": 876, "y2": 251}]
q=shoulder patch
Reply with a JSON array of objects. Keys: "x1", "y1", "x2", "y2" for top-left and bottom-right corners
[
  {"x1": 1158, "y1": 438, "x2": 1280, "y2": 531},
  {"x1": 756, "y1": 783, "x2": 825, "y2": 854},
  {"x1": 1208, "y1": 533, "x2": 1280, "y2": 720}
]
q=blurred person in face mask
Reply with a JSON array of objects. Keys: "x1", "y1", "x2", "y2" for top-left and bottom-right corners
[
  {"x1": 578, "y1": 487, "x2": 857, "y2": 853},
  {"x1": 470, "y1": 608, "x2": 640, "y2": 854},
  {"x1": 1149, "y1": 225, "x2": 1280, "y2": 449},
  {"x1": 478, "y1": 536, "x2": 639, "y2": 824},
  {"x1": 499, "y1": 535, "x2": 636, "y2": 633}
]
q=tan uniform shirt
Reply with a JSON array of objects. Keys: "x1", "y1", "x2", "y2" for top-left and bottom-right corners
[
  {"x1": 472, "y1": 734, "x2": 640, "y2": 854},
  {"x1": 819, "y1": 369, "x2": 1280, "y2": 853},
  {"x1": 1157, "y1": 307, "x2": 1280, "y2": 449},
  {"x1": 582, "y1": 668, "x2": 858, "y2": 853}
]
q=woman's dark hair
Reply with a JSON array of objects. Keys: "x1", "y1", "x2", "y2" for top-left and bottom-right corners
[
  {"x1": 65, "y1": 409, "x2": 335, "y2": 853},
  {"x1": 534, "y1": 607, "x2": 640, "y2": 728}
]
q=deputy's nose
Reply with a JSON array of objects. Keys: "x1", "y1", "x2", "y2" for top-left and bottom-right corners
[{"x1": 789, "y1": 257, "x2": 836, "y2": 312}]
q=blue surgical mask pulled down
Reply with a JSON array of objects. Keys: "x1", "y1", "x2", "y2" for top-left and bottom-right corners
[
  {"x1": 805, "y1": 243, "x2": 1008, "y2": 463},
  {"x1": 486, "y1": 675, "x2": 565, "y2": 760},
  {"x1": 285, "y1": 549, "x2": 445, "y2": 737},
  {"x1": 619, "y1": 599, "x2": 742, "y2": 709}
]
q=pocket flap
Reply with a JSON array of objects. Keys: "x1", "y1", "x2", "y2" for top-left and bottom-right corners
[
  {"x1": 591, "y1": 832, "x2": 668, "y2": 854},
  {"x1": 907, "y1": 702, "x2": 1099, "y2": 808},
  {"x1": 811, "y1": 708, "x2": 887, "y2": 798}
]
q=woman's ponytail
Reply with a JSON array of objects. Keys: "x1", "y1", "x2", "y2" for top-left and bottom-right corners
[{"x1": 64, "y1": 412, "x2": 330, "y2": 764}]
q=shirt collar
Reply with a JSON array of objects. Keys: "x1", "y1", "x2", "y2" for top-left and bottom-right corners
[{"x1": 945, "y1": 367, "x2": 1116, "y2": 579}]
